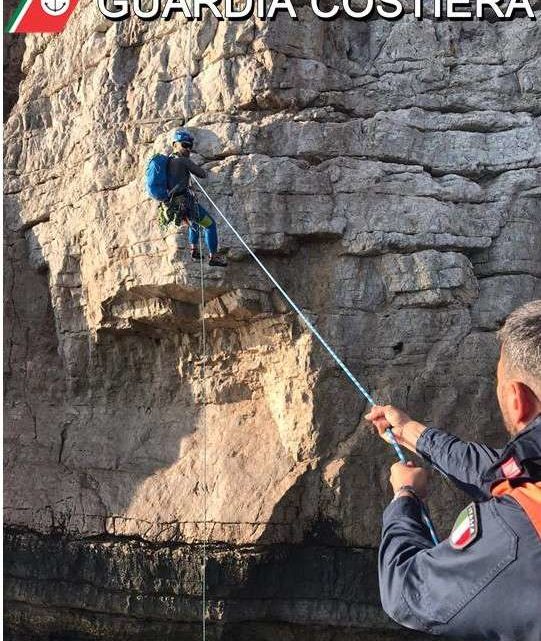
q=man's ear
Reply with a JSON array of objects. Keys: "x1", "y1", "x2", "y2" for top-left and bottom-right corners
[{"x1": 511, "y1": 381, "x2": 539, "y2": 427}]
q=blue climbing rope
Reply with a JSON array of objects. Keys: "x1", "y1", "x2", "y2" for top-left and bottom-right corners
[
  {"x1": 191, "y1": 176, "x2": 375, "y2": 405},
  {"x1": 191, "y1": 175, "x2": 439, "y2": 545},
  {"x1": 384, "y1": 428, "x2": 440, "y2": 544}
]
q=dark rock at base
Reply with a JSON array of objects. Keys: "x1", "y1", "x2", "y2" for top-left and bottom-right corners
[{"x1": 4, "y1": 527, "x2": 449, "y2": 641}]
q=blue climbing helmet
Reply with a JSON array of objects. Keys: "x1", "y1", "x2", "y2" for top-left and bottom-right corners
[{"x1": 171, "y1": 129, "x2": 194, "y2": 146}]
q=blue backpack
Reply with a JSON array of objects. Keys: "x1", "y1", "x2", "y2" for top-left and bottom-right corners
[{"x1": 146, "y1": 154, "x2": 171, "y2": 201}]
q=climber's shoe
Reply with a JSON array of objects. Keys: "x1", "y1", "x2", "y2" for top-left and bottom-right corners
[
  {"x1": 191, "y1": 247, "x2": 202, "y2": 261},
  {"x1": 209, "y1": 255, "x2": 227, "y2": 268}
]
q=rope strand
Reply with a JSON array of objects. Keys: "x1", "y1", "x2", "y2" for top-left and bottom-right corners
[
  {"x1": 191, "y1": 175, "x2": 375, "y2": 405},
  {"x1": 191, "y1": 174, "x2": 439, "y2": 545},
  {"x1": 183, "y1": 12, "x2": 208, "y2": 638},
  {"x1": 198, "y1": 228, "x2": 208, "y2": 641}
]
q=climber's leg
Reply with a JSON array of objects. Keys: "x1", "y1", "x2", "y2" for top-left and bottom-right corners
[
  {"x1": 196, "y1": 206, "x2": 218, "y2": 255},
  {"x1": 188, "y1": 221, "x2": 201, "y2": 260},
  {"x1": 196, "y1": 205, "x2": 227, "y2": 267}
]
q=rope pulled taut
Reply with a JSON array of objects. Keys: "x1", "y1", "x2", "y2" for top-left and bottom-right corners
[
  {"x1": 191, "y1": 174, "x2": 439, "y2": 555},
  {"x1": 191, "y1": 176, "x2": 376, "y2": 404},
  {"x1": 384, "y1": 428, "x2": 439, "y2": 543}
]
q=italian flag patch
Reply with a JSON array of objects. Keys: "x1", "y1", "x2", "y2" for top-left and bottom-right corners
[{"x1": 450, "y1": 503, "x2": 479, "y2": 550}]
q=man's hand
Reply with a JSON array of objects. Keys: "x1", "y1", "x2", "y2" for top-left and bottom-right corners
[
  {"x1": 365, "y1": 404, "x2": 412, "y2": 437},
  {"x1": 390, "y1": 462, "x2": 429, "y2": 499},
  {"x1": 365, "y1": 404, "x2": 427, "y2": 454}
]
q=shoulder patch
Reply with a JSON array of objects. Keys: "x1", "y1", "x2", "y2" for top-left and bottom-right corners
[
  {"x1": 501, "y1": 456, "x2": 522, "y2": 479},
  {"x1": 449, "y1": 502, "x2": 479, "y2": 550}
]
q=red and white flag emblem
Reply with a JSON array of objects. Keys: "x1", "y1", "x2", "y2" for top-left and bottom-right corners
[
  {"x1": 5, "y1": 0, "x2": 78, "y2": 33},
  {"x1": 501, "y1": 456, "x2": 522, "y2": 479},
  {"x1": 449, "y1": 503, "x2": 479, "y2": 550}
]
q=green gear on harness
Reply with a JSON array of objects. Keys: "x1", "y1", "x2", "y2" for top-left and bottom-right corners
[
  {"x1": 158, "y1": 193, "x2": 189, "y2": 230},
  {"x1": 158, "y1": 191, "x2": 213, "y2": 232},
  {"x1": 158, "y1": 202, "x2": 174, "y2": 230},
  {"x1": 197, "y1": 214, "x2": 213, "y2": 229}
]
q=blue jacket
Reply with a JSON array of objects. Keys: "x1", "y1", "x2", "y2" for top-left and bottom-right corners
[{"x1": 379, "y1": 417, "x2": 541, "y2": 640}]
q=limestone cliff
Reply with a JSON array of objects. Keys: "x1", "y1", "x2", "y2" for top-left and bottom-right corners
[{"x1": 4, "y1": 2, "x2": 541, "y2": 639}]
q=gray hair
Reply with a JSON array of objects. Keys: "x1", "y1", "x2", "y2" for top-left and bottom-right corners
[{"x1": 498, "y1": 300, "x2": 541, "y2": 383}]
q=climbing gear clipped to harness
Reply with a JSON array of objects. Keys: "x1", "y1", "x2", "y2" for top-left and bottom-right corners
[
  {"x1": 158, "y1": 188, "x2": 200, "y2": 230},
  {"x1": 178, "y1": 188, "x2": 199, "y2": 222},
  {"x1": 195, "y1": 212, "x2": 214, "y2": 229},
  {"x1": 158, "y1": 202, "x2": 174, "y2": 230},
  {"x1": 146, "y1": 154, "x2": 171, "y2": 202}
]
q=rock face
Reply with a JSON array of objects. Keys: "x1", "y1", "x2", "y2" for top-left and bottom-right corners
[{"x1": 4, "y1": 2, "x2": 541, "y2": 638}]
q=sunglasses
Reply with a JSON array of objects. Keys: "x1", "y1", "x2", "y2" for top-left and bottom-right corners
[{"x1": 181, "y1": 142, "x2": 193, "y2": 149}]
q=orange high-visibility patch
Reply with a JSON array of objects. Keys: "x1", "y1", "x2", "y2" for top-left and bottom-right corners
[{"x1": 492, "y1": 480, "x2": 541, "y2": 539}]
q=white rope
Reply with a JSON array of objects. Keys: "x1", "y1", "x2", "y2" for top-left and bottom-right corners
[
  {"x1": 198, "y1": 229, "x2": 208, "y2": 640},
  {"x1": 183, "y1": 11, "x2": 208, "y2": 639},
  {"x1": 191, "y1": 175, "x2": 376, "y2": 405},
  {"x1": 190, "y1": 176, "x2": 440, "y2": 546}
]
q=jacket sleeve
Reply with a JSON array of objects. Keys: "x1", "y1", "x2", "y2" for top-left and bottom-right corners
[
  {"x1": 184, "y1": 157, "x2": 207, "y2": 179},
  {"x1": 379, "y1": 498, "x2": 518, "y2": 638},
  {"x1": 416, "y1": 427, "x2": 503, "y2": 500},
  {"x1": 378, "y1": 497, "x2": 435, "y2": 631}
]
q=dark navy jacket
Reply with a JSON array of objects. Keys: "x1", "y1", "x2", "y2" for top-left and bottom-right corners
[
  {"x1": 168, "y1": 154, "x2": 206, "y2": 194},
  {"x1": 379, "y1": 417, "x2": 541, "y2": 640}
]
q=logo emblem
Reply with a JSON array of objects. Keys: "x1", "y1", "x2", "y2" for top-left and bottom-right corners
[
  {"x1": 501, "y1": 457, "x2": 522, "y2": 479},
  {"x1": 40, "y1": 0, "x2": 69, "y2": 16},
  {"x1": 5, "y1": 0, "x2": 78, "y2": 33},
  {"x1": 450, "y1": 503, "x2": 478, "y2": 550}
]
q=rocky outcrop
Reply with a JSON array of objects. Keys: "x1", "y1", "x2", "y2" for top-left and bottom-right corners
[{"x1": 4, "y1": 2, "x2": 541, "y2": 638}]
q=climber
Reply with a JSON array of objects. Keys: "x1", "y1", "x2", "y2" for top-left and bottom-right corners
[
  {"x1": 365, "y1": 299, "x2": 541, "y2": 640},
  {"x1": 161, "y1": 129, "x2": 227, "y2": 268}
]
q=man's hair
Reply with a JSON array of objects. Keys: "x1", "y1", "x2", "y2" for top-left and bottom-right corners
[{"x1": 498, "y1": 300, "x2": 541, "y2": 383}]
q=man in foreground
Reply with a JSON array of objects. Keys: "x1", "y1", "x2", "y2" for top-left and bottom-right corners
[{"x1": 366, "y1": 300, "x2": 541, "y2": 640}]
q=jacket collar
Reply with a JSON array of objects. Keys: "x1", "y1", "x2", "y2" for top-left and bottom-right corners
[{"x1": 483, "y1": 415, "x2": 541, "y2": 484}]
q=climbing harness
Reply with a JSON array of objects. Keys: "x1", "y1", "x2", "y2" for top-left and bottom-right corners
[
  {"x1": 157, "y1": 181, "x2": 198, "y2": 226},
  {"x1": 191, "y1": 175, "x2": 439, "y2": 545}
]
